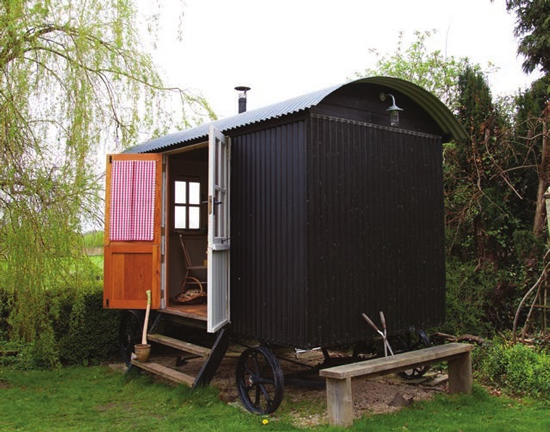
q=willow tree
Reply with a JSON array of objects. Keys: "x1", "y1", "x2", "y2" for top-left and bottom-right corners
[{"x1": 0, "y1": 0, "x2": 213, "y2": 360}]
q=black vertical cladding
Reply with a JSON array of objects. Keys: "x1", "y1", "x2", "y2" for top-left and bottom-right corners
[
  {"x1": 230, "y1": 121, "x2": 309, "y2": 346},
  {"x1": 230, "y1": 113, "x2": 445, "y2": 348},
  {"x1": 307, "y1": 115, "x2": 445, "y2": 347}
]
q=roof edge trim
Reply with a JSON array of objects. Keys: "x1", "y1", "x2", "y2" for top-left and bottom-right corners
[{"x1": 352, "y1": 76, "x2": 467, "y2": 141}]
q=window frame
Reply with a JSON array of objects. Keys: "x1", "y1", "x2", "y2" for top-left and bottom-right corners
[{"x1": 173, "y1": 177, "x2": 202, "y2": 231}]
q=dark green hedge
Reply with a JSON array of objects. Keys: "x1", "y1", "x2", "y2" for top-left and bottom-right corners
[
  {"x1": 56, "y1": 285, "x2": 121, "y2": 365},
  {"x1": 0, "y1": 281, "x2": 121, "y2": 368}
]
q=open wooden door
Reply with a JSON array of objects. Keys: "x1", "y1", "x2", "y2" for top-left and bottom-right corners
[
  {"x1": 207, "y1": 126, "x2": 230, "y2": 332},
  {"x1": 104, "y1": 153, "x2": 164, "y2": 310}
]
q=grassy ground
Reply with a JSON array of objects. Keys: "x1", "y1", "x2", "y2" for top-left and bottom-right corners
[
  {"x1": 1, "y1": 365, "x2": 549, "y2": 431},
  {"x1": 358, "y1": 386, "x2": 550, "y2": 431}
]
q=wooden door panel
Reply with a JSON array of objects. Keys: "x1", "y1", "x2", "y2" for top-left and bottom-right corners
[
  {"x1": 103, "y1": 153, "x2": 163, "y2": 310},
  {"x1": 104, "y1": 244, "x2": 160, "y2": 309}
]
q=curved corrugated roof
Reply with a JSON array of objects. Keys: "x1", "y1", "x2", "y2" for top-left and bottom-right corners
[{"x1": 127, "y1": 77, "x2": 466, "y2": 154}]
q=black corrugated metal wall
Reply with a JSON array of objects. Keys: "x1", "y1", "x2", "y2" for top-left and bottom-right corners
[
  {"x1": 230, "y1": 121, "x2": 309, "y2": 346},
  {"x1": 306, "y1": 115, "x2": 445, "y2": 347},
  {"x1": 230, "y1": 114, "x2": 445, "y2": 348}
]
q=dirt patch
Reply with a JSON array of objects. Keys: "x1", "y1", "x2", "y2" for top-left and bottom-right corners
[{"x1": 118, "y1": 344, "x2": 449, "y2": 427}]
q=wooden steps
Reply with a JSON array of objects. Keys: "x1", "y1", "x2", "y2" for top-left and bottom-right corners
[
  {"x1": 131, "y1": 360, "x2": 195, "y2": 386},
  {"x1": 129, "y1": 326, "x2": 229, "y2": 390},
  {"x1": 148, "y1": 334, "x2": 211, "y2": 357}
]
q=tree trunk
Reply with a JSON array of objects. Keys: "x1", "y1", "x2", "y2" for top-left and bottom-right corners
[{"x1": 533, "y1": 107, "x2": 550, "y2": 239}]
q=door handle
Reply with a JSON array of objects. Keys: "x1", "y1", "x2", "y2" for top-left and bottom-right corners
[{"x1": 208, "y1": 195, "x2": 222, "y2": 215}]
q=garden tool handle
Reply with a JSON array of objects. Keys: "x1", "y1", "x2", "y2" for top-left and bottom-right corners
[
  {"x1": 141, "y1": 290, "x2": 151, "y2": 345},
  {"x1": 379, "y1": 311, "x2": 386, "y2": 331},
  {"x1": 361, "y1": 313, "x2": 379, "y2": 332}
]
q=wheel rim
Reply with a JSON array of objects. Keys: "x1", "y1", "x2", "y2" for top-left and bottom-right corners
[
  {"x1": 394, "y1": 329, "x2": 431, "y2": 379},
  {"x1": 236, "y1": 346, "x2": 284, "y2": 414},
  {"x1": 119, "y1": 311, "x2": 143, "y2": 366}
]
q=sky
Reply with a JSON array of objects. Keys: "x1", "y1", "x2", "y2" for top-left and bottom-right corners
[{"x1": 148, "y1": 0, "x2": 540, "y2": 122}]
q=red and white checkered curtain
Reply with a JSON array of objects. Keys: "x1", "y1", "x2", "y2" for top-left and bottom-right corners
[{"x1": 109, "y1": 160, "x2": 156, "y2": 241}]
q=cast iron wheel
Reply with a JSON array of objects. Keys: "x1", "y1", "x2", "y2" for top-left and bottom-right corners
[
  {"x1": 393, "y1": 329, "x2": 431, "y2": 379},
  {"x1": 119, "y1": 310, "x2": 143, "y2": 366},
  {"x1": 236, "y1": 346, "x2": 284, "y2": 414}
]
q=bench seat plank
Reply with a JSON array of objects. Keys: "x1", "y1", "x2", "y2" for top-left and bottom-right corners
[{"x1": 320, "y1": 343, "x2": 473, "y2": 379}]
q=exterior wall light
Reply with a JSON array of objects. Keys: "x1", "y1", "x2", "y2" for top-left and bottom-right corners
[{"x1": 380, "y1": 93, "x2": 403, "y2": 127}]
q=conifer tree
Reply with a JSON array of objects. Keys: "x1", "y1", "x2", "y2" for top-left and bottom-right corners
[{"x1": 504, "y1": 0, "x2": 550, "y2": 74}]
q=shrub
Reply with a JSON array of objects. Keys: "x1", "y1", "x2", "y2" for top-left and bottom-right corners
[
  {"x1": 444, "y1": 260, "x2": 497, "y2": 337},
  {"x1": 475, "y1": 338, "x2": 550, "y2": 398},
  {"x1": 0, "y1": 277, "x2": 120, "y2": 368},
  {"x1": 444, "y1": 259, "x2": 523, "y2": 337},
  {"x1": 57, "y1": 283, "x2": 120, "y2": 365}
]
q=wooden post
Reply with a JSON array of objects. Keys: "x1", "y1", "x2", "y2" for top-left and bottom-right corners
[
  {"x1": 447, "y1": 352, "x2": 473, "y2": 394},
  {"x1": 326, "y1": 377, "x2": 353, "y2": 427}
]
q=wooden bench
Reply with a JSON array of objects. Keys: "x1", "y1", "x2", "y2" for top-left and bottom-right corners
[{"x1": 319, "y1": 343, "x2": 474, "y2": 427}]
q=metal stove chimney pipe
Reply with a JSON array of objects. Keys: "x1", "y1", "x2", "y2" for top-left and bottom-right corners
[{"x1": 235, "y1": 86, "x2": 251, "y2": 113}]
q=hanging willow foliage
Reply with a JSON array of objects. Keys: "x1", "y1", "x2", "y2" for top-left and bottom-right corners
[{"x1": 0, "y1": 0, "x2": 213, "y2": 359}]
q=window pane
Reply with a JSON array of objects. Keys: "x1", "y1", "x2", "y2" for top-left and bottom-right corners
[
  {"x1": 174, "y1": 206, "x2": 186, "y2": 229},
  {"x1": 175, "y1": 181, "x2": 186, "y2": 204},
  {"x1": 189, "y1": 207, "x2": 200, "y2": 229},
  {"x1": 189, "y1": 182, "x2": 200, "y2": 204}
]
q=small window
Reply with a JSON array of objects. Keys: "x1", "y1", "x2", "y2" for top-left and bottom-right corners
[{"x1": 174, "y1": 180, "x2": 201, "y2": 230}]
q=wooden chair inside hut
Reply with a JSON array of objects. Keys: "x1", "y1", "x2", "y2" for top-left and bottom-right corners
[{"x1": 175, "y1": 232, "x2": 208, "y2": 305}]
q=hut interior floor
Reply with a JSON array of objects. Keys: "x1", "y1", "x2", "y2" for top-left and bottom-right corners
[{"x1": 163, "y1": 302, "x2": 207, "y2": 320}]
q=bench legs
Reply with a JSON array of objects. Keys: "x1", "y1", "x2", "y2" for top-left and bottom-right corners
[
  {"x1": 326, "y1": 377, "x2": 353, "y2": 427},
  {"x1": 324, "y1": 350, "x2": 473, "y2": 427},
  {"x1": 326, "y1": 351, "x2": 473, "y2": 427},
  {"x1": 448, "y1": 351, "x2": 473, "y2": 394}
]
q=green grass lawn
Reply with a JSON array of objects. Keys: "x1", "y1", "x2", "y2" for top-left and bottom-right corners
[
  {"x1": 358, "y1": 386, "x2": 550, "y2": 431},
  {"x1": 1, "y1": 366, "x2": 549, "y2": 431}
]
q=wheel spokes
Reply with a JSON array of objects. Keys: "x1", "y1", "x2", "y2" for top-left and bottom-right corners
[
  {"x1": 259, "y1": 383, "x2": 273, "y2": 403},
  {"x1": 236, "y1": 347, "x2": 284, "y2": 414}
]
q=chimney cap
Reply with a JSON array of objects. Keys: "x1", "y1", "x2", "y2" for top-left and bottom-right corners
[{"x1": 235, "y1": 86, "x2": 251, "y2": 93}]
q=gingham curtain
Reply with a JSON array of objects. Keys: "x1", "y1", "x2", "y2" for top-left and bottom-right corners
[{"x1": 109, "y1": 160, "x2": 156, "y2": 241}]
